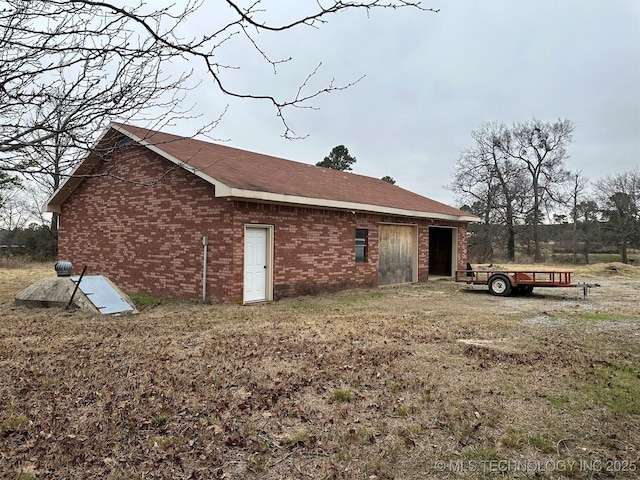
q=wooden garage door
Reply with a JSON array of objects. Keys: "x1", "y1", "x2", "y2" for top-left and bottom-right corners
[{"x1": 378, "y1": 225, "x2": 417, "y2": 286}]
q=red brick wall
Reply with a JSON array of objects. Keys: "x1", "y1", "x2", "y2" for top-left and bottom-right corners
[
  {"x1": 59, "y1": 144, "x2": 470, "y2": 303},
  {"x1": 232, "y1": 203, "x2": 382, "y2": 300},
  {"x1": 456, "y1": 223, "x2": 469, "y2": 270},
  {"x1": 59, "y1": 144, "x2": 235, "y2": 302},
  {"x1": 417, "y1": 224, "x2": 430, "y2": 282}
]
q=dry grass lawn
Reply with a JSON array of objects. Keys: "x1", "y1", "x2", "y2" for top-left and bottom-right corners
[{"x1": 1, "y1": 262, "x2": 639, "y2": 479}]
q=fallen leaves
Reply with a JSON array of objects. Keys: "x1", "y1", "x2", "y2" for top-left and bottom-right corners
[{"x1": 1, "y1": 268, "x2": 639, "y2": 478}]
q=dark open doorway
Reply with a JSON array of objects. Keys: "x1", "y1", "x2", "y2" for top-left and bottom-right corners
[{"x1": 428, "y1": 227, "x2": 453, "y2": 276}]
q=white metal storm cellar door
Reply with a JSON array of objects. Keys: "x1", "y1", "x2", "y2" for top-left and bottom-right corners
[{"x1": 70, "y1": 275, "x2": 135, "y2": 314}]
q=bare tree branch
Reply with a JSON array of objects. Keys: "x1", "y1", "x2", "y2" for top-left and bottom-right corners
[
  {"x1": 1, "y1": 0, "x2": 434, "y2": 181},
  {"x1": 0, "y1": 0, "x2": 434, "y2": 250}
]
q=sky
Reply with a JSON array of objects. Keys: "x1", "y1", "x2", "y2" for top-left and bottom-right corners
[{"x1": 161, "y1": 0, "x2": 640, "y2": 208}]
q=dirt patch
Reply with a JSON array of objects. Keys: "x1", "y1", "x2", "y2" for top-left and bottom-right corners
[{"x1": 0, "y1": 263, "x2": 639, "y2": 479}]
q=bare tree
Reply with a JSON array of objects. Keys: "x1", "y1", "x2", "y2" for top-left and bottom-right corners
[
  {"x1": 0, "y1": 181, "x2": 57, "y2": 258},
  {"x1": 452, "y1": 119, "x2": 573, "y2": 262},
  {"x1": 0, "y1": 1, "x2": 195, "y2": 158},
  {"x1": 496, "y1": 119, "x2": 574, "y2": 262},
  {"x1": 1, "y1": 0, "x2": 436, "y2": 251},
  {"x1": 1, "y1": 0, "x2": 435, "y2": 161},
  {"x1": 575, "y1": 200, "x2": 600, "y2": 263},
  {"x1": 568, "y1": 171, "x2": 589, "y2": 263},
  {"x1": 0, "y1": 185, "x2": 31, "y2": 232},
  {"x1": 451, "y1": 122, "x2": 530, "y2": 261},
  {"x1": 451, "y1": 144, "x2": 502, "y2": 262},
  {"x1": 595, "y1": 168, "x2": 640, "y2": 263}
]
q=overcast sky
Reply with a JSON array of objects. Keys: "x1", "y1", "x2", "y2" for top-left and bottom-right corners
[{"x1": 166, "y1": 0, "x2": 639, "y2": 208}]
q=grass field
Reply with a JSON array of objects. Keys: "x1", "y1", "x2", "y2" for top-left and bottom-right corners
[
  {"x1": 550, "y1": 253, "x2": 638, "y2": 265},
  {"x1": 1, "y1": 263, "x2": 639, "y2": 479}
]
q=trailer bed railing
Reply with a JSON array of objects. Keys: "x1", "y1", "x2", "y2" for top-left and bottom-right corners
[{"x1": 455, "y1": 270, "x2": 574, "y2": 287}]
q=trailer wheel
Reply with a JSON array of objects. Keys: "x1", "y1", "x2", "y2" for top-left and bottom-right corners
[{"x1": 488, "y1": 274, "x2": 512, "y2": 296}]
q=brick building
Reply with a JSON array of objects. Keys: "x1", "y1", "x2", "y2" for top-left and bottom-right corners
[{"x1": 45, "y1": 123, "x2": 478, "y2": 304}]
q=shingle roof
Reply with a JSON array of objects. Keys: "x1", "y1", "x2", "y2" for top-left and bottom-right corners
[{"x1": 46, "y1": 123, "x2": 478, "y2": 222}]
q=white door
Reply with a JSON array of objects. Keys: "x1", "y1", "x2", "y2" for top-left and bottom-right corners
[{"x1": 244, "y1": 227, "x2": 267, "y2": 302}]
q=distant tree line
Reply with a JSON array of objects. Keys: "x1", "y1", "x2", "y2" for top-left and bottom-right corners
[
  {"x1": 0, "y1": 183, "x2": 56, "y2": 261},
  {"x1": 0, "y1": 225, "x2": 56, "y2": 261},
  {"x1": 451, "y1": 119, "x2": 639, "y2": 264}
]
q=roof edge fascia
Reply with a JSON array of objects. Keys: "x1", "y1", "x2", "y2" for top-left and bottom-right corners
[{"x1": 225, "y1": 188, "x2": 479, "y2": 222}]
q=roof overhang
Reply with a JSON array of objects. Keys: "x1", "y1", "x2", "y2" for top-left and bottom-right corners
[
  {"x1": 224, "y1": 189, "x2": 479, "y2": 222},
  {"x1": 45, "y1": 123, "x2": 480, "y2": 223}
]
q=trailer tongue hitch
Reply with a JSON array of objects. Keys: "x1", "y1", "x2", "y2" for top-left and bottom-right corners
[{"x1": 576, "y1": 282, "x2": 601, "y2": 299}]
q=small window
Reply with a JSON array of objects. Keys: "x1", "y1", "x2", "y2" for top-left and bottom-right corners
[{"x1": 355, "y1": 228, "x2": 368, "y2": 263}]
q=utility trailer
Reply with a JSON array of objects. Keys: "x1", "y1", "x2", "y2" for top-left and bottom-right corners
[{"x1": 454, "y1": 268, "x2": 576, "y2": 296}]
